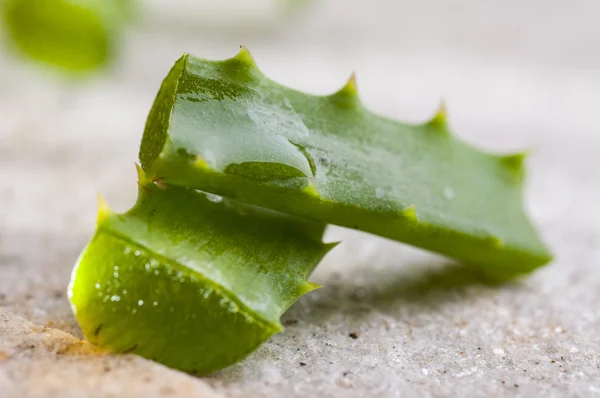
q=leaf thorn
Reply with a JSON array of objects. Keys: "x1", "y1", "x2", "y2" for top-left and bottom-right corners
[
  {"x1": 302, "y1": 182, "x2": 320, "y2": 198},
  {"x1": 329, "y1": 72, "x2": 361, "y2": 108},
  {"x1": 334, "y1": 71, "x2": 359, "y2": 97},
  {"x1": 135, "y1": 163, "x2": 150, "y2": 186},
  {"x1": 402, "y1": 205, "x2": 417, "y2": 221},
  {"x1": 489, "y1": 236, "x2": 504, "y2": 248},
  {"x1": 301, "y1": 282, "x2": 322, "y2": 293},
  {"x1": 346, "y1": 71, "x2": 358, "y2": 92},
  {"x1": 233, "y1": 45, "x2": 256, "y2": 67},
  {"x1": 193, "y1": 155, "x2": 210, "y2": 170},
  {"x1": 96, "y1": 193, "x2": 112, "y2": 225},
  {"x1": 427, "y1": 100, "x2": 448, "y2": 130},
  {"x1": 499, "y1": 150, "x2": 529, "y2": 173}
]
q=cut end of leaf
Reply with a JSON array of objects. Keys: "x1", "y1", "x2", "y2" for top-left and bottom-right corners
[{"x1": 70, "y1": 232, "x2": 280, "y2": 375}]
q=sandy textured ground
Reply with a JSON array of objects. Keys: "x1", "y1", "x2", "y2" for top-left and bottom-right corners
[
  {"x1": 0, "y1": 309, "x2": 224, "y2": 397},
  {"x1": 1, "y1": 1, "x2": 599, "y2": 396}
]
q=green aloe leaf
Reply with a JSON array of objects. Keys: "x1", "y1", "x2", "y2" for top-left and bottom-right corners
[
  {"x1": 139, "y1": 48, "x2": 552, "y2": 280},
  {"x1": 68, "y1": 168, "x2": 332, "y2": 374},
  {"x1": 2, "y1": 0, "x2": 131, "y2": 72}
]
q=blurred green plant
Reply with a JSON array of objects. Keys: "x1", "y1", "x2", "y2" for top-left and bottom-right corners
[{"x1": 1, "y1": 0, "x2": 131, "y2": 72}]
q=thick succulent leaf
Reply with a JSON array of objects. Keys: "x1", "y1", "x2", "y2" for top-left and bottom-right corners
[
  {"x1": 69, "y1": 172, "x2": 331, "y2": 374},
  {"x1": 140, "y1": 49, "x2": 552, "y2": 279},
  {"x1": 2, "y1": 0, "x2": 130, "y2": 72}
]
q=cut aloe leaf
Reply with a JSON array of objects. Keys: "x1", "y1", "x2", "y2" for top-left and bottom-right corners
[
  {"x1": 68, "y1": 169, "x2": 332, "y2": 374},
  {"x1": 2, "y1": 0, "x2": 130, "y2": 72},
  {"x1": 139, "y1": 48, "x2": 552, "y2": 280}
]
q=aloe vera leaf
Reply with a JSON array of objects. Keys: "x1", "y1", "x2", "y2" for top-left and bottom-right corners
[
  {"x1": 2, "y1": 0, "x2": 130, "y2": 72},
  {"x1": 68, "y1": 169, "x2": 332, "y2": 374},
  {"x1": 139, "y1": 49, "x2": 552, "y2": 280}
]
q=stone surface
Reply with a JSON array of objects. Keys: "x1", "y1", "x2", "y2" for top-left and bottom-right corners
[
  {"x1": 1, "y1": 1, "x2": 600, "y2": 397},
  {"x1": 0, "y1": 309, "x2": 224, "y2": 398}
]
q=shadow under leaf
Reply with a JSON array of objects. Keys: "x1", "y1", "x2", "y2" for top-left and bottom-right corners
[{"x1": 284, "y1": 260, "x2": 521, "y2": 327}]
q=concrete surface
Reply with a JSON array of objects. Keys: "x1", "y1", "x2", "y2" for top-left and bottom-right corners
[{"x1": 1, "y1": 1, "x2": 599, "y2": 397}]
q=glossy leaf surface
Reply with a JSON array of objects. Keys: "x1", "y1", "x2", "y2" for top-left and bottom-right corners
[
  {"x1": 140, "y1": 49, "x2": 551, "y2": 279},
  {"x1": 69, "y1": 176, "x2": 331, "y2": 374}
]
